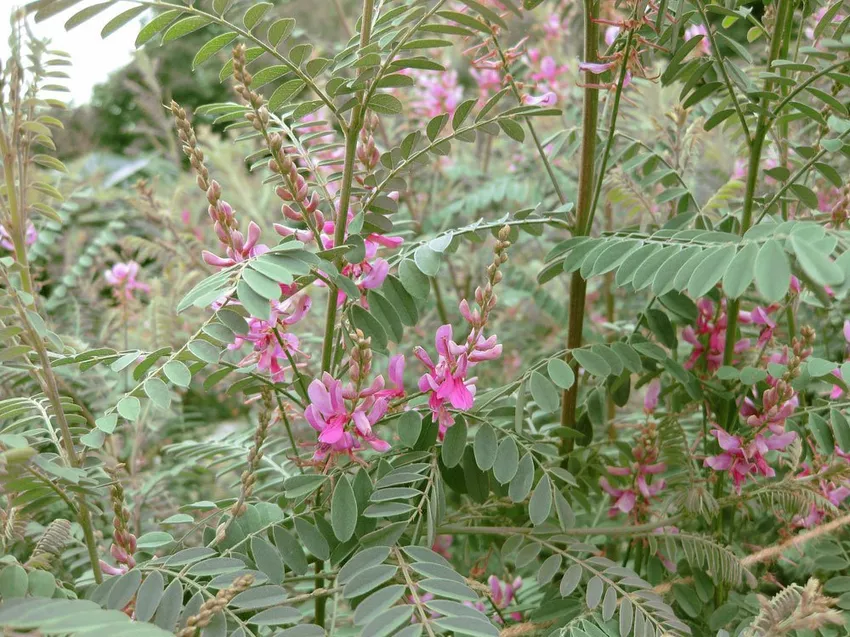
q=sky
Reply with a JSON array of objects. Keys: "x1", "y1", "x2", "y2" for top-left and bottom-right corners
[{"x1": 0, "y1": 4, "x2": 143, "y2": 105}]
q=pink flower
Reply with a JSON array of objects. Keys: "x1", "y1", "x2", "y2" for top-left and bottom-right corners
[
  {"x1": 683, "y1": 298, "x2": 749, "y2": 373},
  {"x1": 304, "y1": 357, "x2": 404, "y2": 462},
  {"x1": 470, "y1": 66, "x2": 503, "y2": 99},
  {"x1": 463, "y1": 576, "x2": 523, "y2": 623},
  {"x1": 643, "y1": 379, "x2": 661, "y2": 414},
  {"x1": 605, "y1": 25, "x2": 620, "y2": 45},
  {"x1": 684, "y1": 24, "x2": 711, "y2": 55},
  {"x1": 432, "y1": 535, "x2": 453, "y2": 559},
  {"x1": 522, "y1": 91, "x2": 557, "y2": 107},
  {"x1": 601, "y1": 423, "x2": 666, "y2": 518},
  {"x1": 316, "y1": 213, "x2": 402, "y2": 306},
  {"x1": 415, "y1": 319, "x2": 500, "y2": 437},
  {"x1": 543, "y1": 13, "x2": 566, "y2": 40},
  {"x1": 738, "y1": 304, "x2": 779, "y2": 347},
  {"x1": 704, "y1": 427, "x2": 796, "y2": 493},
  {"x1": 579, "y1": 60, "x2": 617, "y2": 74},
  {"x1": 806, "y1": 6, "x2": 846, "y2": 40},
  {"x1": 104, "y1": 261, "x2": 151, "y2": 300},
  {"x1": 793, "y1": 464, "x2": 850, "y2": 527},
  {"x1": 408, "y1": 68, "x2": 463, "y2": 120},
  {"x1": 600, "y1": 478, "x2": 638, "y2": 514},
  {"x1": 228, "y1": 293, "x2": 311, "y2": 382},
  {"x1": 0, "y1": 221, "x2": 37, "y2": 251}
]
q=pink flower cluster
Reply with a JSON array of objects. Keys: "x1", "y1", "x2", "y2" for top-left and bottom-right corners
[
  {"x1": 704, "y1": 427, "x2": 796, "y2": 493},
  {"x1": 228, "y1": 290, "x2": 311, "y2": 382},
  {"x1": 464, "y1": 575, "x2": 523, "y2": 623},
  {"x1": 277, "y1": 207, "x2": 403, "y2": 306},
  {"x1": 104, "y1": 261, "x2": 150, "y2": 301},
  {"x1": 0, "y1": 221, "x2": 37, "y2": 251},
  {"x1": 684, "y1": 24, "x2": 712, "y2": 55},
  {"x1": 304, "y1": 356, "x2": 404, "y2": 462},
  {"x1": 683, "y1": 298, "x2": 750, "y2": 373},
  {"x1": 793, "y1": 464, "x2": 850, "y2": 528},
  {"x1": 415, "y1": 319, "x2": 501, "y2": 437},
  {"x1": 200, "y1": 182, "x2": 268, "y2": 269},
  {"x1": 738, "y1": 304, "x2": 780, "y2": 348},
  {"x1": 99, "y1": 522, "x2": 136, "y2": 576},
  {"x1": 408, "y1": 68, "x2": 463, "y2": 120},
  {"x1": 600, "y1": 422, "x2": 666, "y2": 517}
]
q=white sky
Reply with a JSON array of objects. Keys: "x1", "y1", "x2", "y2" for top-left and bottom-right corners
[{"x1": 0, "y1": 4, "x2": 142, "y2": 105}]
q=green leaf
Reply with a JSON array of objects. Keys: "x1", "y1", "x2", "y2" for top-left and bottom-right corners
[
  {"x1": 269, "y1": 79, "x2": 306, "y2": 111},
  {"x1": 508, "y1": 452, "x2": 534, "y2": 503},
  {"x1": 193, "y1": 32, "x2": 238, "y2": 69},
  {"x1": 498, "y1": 118, "x2": 525, "y2": 142},
  {"x1": 294, "y1": 518, "x2": 329, "y2": 561},
  {"x1": 754, "y1": 240, "x2": 790, "y2": 303},
  {"x1": 722, "y1": 242, "x2": 758, "y2": 298},
  {"x1": 808, "y1": 357, "x2": 838, "y2": 378},
  {"x1": 162, "y1": 360, "x2": 191, "y2": 388},
  {"x1": 273, "y1": 526, "x2": 309, "y2": 574},
  {"x1": 368, "y1": 93, "x2": 403, "y2": 115},
  {"x1": 572, "y1": 348, "x2": 611, "y2": 377},
  {"x1": 547, "y1": 358, "x2": 575, "y2": 390},
  {"x1": 243, "y1": 2, "x2": 272, "y2": 29},
  {"x1": 473, "y1": 424, "x2": 498, "y2": 471},
  {"x1": 252, "y1": 537, "x2": 285, "y2": 584},
  {"x1": 117, "y1": 396, "x2": 141, "y2": 421},
  {"x1": 343, "y1": 564, "x2": 398, "y2": 598},
  {"x1": 398, "y1": 411, "x2": 422, "y2": 448},
  {"x1": 441, "y1": 418, "x2": 467, "y2": 468},
  {"x1": 790, "y1": 234, "x2": 844, "y2": 287},
  {"x1": 338, "y1": 547, "x2": 390, "y2": 584},
  {"x1": 832, "y1": 410, "x2": 850, "y2": 453},
  {"x1": 790, "y1": 183, "x2": 819, "y2": 209},
  {"x1": 268, "y1": 18, "x2": 295, "y2": 46},
  {"x1": 810, "y1": 412, "x2": 834, "y2": 454},
  {"x1": 134, "y1": 10, "x2": 181, "y2": 47},
  {"x1": 493, "y1": 437, "x2": 519, "y2": 484},
  {"x1": 163, "y1": 16, "x2": 211, "y2": 43},
  {"x1": 144, "y1": 377, "x2": 171, "y2": 409},
  {"x1": 237, "y1": 278, "x2": 271, "y2": 321},
  {"x1": 434, "y1": 616, "x2": 499, "y2": 637},
  {"x1": 243, "y1": 267, "x2": 282, "y2": 300},
  {"x1": 687, "y1": 244, "x2": 737, "y2": 297},
  {"x1": 331, "y1": 476, "x2": 357, "y2": 542},
  {"x1": 101, "y1": 6, "x2": 146, "y2": 39},
  {"x1": 586, "y1": 576, "x2": 604, "y2": 609},
  {"x1": 65, "y1": 2, "x2": 111, "y2": 30},
  {"x1": 350, "y1": 305, "x2": 388, "y2": 351},
  {"x1": 560, "y1": 564, "x2": 583, "y2": 596},
  {"x1": 27, "y1": 570, "x2": 56, "y2": 598},
  {"x1": 673, "y1": 583, "x2": 701, "y2": 618},
  {"x1": 0, "y1": 565, "x2": 27, "y2": 598},
  {"x1": 414, "y1": 245, "x2": 441, "y2": 276},
  {"x1": 529, "y1": 475, "x2": 553, "y2": 525},
  {"x1": 399, "y1": 259, "x2": 430, "y2": 298},
  {"x1": 554, "y1": 488, "x2": 575, "y2": 530},
  {"x1": 284, "y1": 474, "x2": 327, "y2": 499},
  {"x1": 529, "y1": 371, "x2": 560, "y2": 412}
]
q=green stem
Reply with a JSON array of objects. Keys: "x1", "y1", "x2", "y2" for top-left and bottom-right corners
[
  {"x1": 585, "y1": 30, "x2": 635, "y2": 234},
  {"x1": 320, "y1": 0, "x2": 375, "y2": 373},
  {"x1": 560, "y1": 0, "x2": 599, "y2": 447},
  {"x1": 723, "y1": 0, "x2": 791, "y2": 365}
]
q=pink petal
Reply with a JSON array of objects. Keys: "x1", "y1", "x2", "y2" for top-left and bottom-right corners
[{"x1": 318, "y1": 421, "x2": 345, "y2": 444}]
